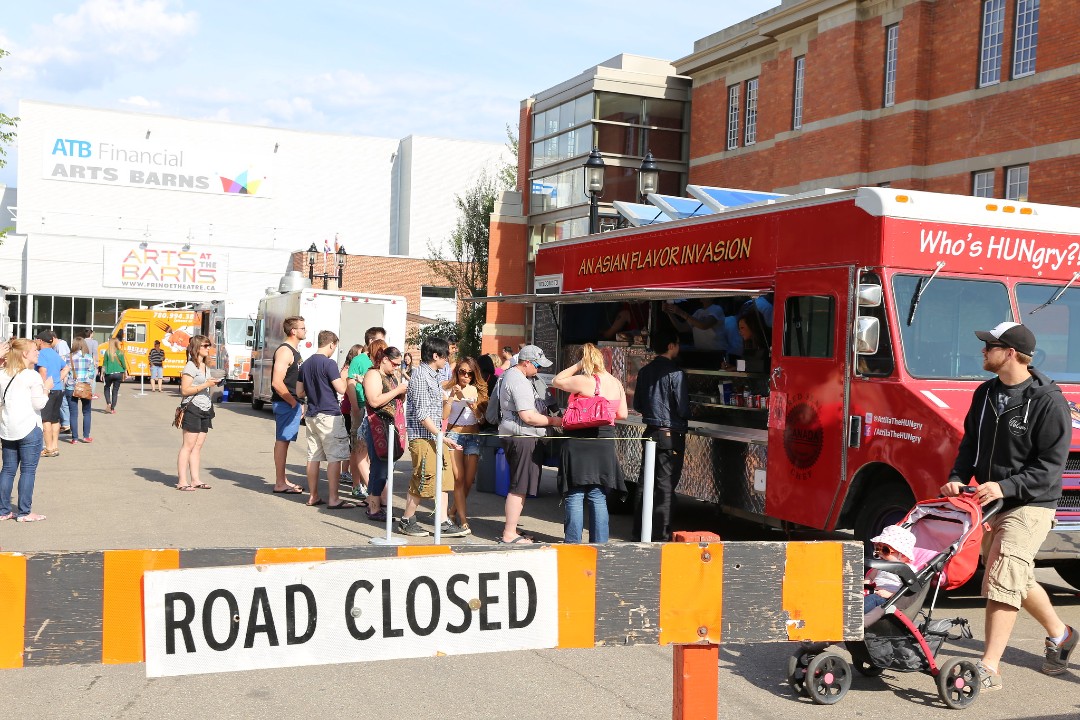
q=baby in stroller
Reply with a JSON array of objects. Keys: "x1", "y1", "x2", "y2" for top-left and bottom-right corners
[{"x1": 864, "y1": 525, "x2": 920, "y2": 613}]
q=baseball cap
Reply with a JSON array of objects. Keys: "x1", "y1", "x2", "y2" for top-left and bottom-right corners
[
  {"x1": 517, "y1": 344, "x2": 553, "y2": 368},
  {"x1": 974, "y1": 321, "x2": 1036, "y2": 356},
  {"x1": 870, "y1": 525, "x2": 916, "y2": 562},
  {"x1": 35, "y1": 330, "x2": 55, "y2": 343}
]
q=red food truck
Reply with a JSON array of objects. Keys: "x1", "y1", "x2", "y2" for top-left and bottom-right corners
[{"x1": 504, "y1": 186, "x2": 1080, "y2": 586}]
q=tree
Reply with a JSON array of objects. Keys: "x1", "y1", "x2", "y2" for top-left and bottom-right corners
[
  {"x1": 421, "y1": 127, "x2": 519, "y2": 359},
  {"x1": 0, "y1": 48, "x2": 18, "y2": 242}
]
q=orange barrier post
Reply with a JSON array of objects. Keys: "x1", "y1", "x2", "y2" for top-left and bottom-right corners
[{"x1": 669, "y1": 532, "x2": 723, "y2": 720}]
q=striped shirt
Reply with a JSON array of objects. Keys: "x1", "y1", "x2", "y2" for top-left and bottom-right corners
[
  {"x1": 406, "y1": 362, "x2": 442, "y2": 440},
  {"x1": 66, "y1": 351, "x2": 95, "y2": 388},
  {"x1": 148, "y1": 348, "x2": 165, "y2": 367}
]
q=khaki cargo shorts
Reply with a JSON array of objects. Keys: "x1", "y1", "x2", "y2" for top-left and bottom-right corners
[
  {"x1": 305, "y1": 413, "x2": 351, "y2": 463},
  {"x1": 408, "y1": 437, "x2": 455, "y2": 499},
  {"x1": 981, "y1": 505, "x2": 1055, "y2": 609}
]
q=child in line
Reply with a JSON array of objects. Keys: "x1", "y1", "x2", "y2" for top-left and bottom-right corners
[{"x1": 865, "y1": 524, "x2": 919, "y2": 613}]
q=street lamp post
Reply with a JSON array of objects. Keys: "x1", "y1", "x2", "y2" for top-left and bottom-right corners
[
  {"x1": 307, "y1": 243, "x2": 348, "y2": 289},
  {"x1": 583, "y1": 148, "x2": 606, "y2": 234},
  {"x1": 638, "y1": 150, "x2": 659, "y2": 202}
]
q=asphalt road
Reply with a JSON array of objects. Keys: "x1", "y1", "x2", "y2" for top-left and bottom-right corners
[{"x1": 1, "y1": 384, "x2": 1078, "y2": 719}]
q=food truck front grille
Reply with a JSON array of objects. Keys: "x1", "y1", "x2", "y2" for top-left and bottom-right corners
[
  {"x1": 1064, "y1": 452, "x2": 1080, "y2": 474},
  {"x1": 1059, "y1": 490, "x2": 1080, "y2": 511}
]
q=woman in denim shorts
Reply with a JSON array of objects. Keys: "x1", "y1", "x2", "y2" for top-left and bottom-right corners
[{"x1": 442, "y1": 356, "x2": 488, "y2": 532}]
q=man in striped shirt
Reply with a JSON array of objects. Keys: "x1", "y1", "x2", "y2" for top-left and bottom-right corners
[
  {"x1": 399, "y1": 336, "x2": 467, "y2": 538},
  {"x1": 148, "y1": 340, "x2": 166, "y2": 392}
]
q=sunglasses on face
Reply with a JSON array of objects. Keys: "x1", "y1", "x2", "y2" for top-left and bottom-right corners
[
  {"x1": 984, "y1": 342, "x2": 1008, "y2": 351},
  {"x1": 202, "y1": 343, "x2": 212, "y2": 348},
  {"x1": 458, "y1": 369, "x2": 473, "y2": 377}
]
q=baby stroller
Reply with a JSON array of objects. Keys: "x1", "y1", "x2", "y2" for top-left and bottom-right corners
[{"x1": 786, "y1": 489, "x2": 1003, "y2": 709}]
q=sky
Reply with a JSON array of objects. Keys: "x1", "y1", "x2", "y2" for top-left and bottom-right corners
[{"x1": 0, "y1": 0, "x2": 780, "y2": 187}]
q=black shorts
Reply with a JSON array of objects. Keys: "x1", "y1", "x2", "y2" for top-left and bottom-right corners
[
  {"x1": 181, "y1": 403, "x2": 215, "y2": 433},
  {"x1": 42, "y1": 390, "x2": 64, "y2": 424}
]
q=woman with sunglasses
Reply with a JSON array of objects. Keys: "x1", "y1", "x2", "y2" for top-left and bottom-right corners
[
  {"x1": 176, "y1": 335, "x2": 220, "y2": 491},
  {"x1": 442, "y1": 356, "x2": 488, "y2": 533},
  {"x1": 362, "y1": 344, "x2": 408, "y2": 521}
]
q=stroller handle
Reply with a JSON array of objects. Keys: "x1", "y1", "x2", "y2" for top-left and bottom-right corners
[{"x1": 958, "y1": 485, "x2": 1005, "y2": 522}]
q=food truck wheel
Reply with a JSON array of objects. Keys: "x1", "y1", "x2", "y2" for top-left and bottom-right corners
[
  {"x1": 853, "y1": 483, "x2": 914, "y2": 552},
  {"x1": 1053, "y1": 561, "x2": 1080, "y2": 591}
]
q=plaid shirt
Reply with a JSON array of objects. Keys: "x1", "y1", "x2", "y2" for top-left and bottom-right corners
[
  {"x1": 406, "y1": 362, "x2": 442, "y2": 440},
  {"x1": 67, "y1": 351, "x2": 95, "y2": 388}
]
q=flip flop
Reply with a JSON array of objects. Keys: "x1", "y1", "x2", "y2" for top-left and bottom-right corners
[
  {"x1": 273, "y1": 486, "x2": 304, "y2": 494},
  {"x1": 497, "y1": 535, "x2": 534, "y2": 545},
  {"x1": 191, "y1": 483, "x2": 212, "y2": 490},
  {"x1": 365, "y1": 509, "x2": 387, "y2": 521},
  {"x1": 306, "y1": 499, "x2": 325, "y2": 507},
  {"x1": 176, "y1": 485, "x2": 196, "y2": 491},
  {"x1": 326, "y1": 501, "x2": 355, "y2": 510}
]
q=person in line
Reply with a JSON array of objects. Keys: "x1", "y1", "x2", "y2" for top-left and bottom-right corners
[
  {"x1": 270, "y1": 316, "x2": 306, "y2": 495},
  {"x1": 53, "y1": 330, "x2": 71, "y2": 435},
  {"x1": 436, "y1": 336, "x2": 458, "y2": 385},
  {"x1": 399, "y1": 336, "x2": 467, "y2": 538},
  {"x1": 401, "y1": 352, "x2": 414, "y2": 380},
  {"x1": 80, "y1": 329, "x2": 100, "y2": 399},
  {"x1": 101, "y1": 336, "x2": 127, "y2": 414},
  {"x1": 497, "y1": 345, "x2": 561, "y2": 544},
  {"x1": 477, "y1": 354, "x2": 499, "y2": 390},
  {"x1": 176, "y1": 335, "x2": 219, "y2": 491},
  {"x1": 34, "y1": 331, "x2": 67, "y2": 458},
  {"x1": 347, "y1": 326, "x2": 386, "y2": 497},
  {"x1": 737, "y1": 306, "x2": 771, "y2": 370},
  {"x1": 362, "y1": 345, "x2": 408, "y2": 522},
  {"x1": 0, "y1": 338, "x2": 49, "y2": 522},
  {"x1": 64, "y1": 338, "x2": 94, "y2": 444},
  {"x1": 442, "y1": 356, "x2": 488, "y2": 534},
  {"x1": 499, "y1": 346, "x2": 515, "y2": 372},
  {"x1": 338, "y1": 343, "x2": 365, "y2": 492},
  {"x1": 551, "y1": 343, "x2": 627, "y2": 544},
  {"x1": 663, "y1": 298, "x2": 727, "y2": 352},
  {"x1": 297, "y1": 330, "x2": 353, "y2": 509},
  {"x1": 941, "y1": 322, "x2": 1076, "y2": 690},
  {"x1": 864, "y1": 525, "x2": 919, "y2": 613},
  {"x1": 148, "y1": 339, "x2": 166, "y2": 392},
  {"x1": 633, "y1": 330, "x2": 690, "y2": 541}
]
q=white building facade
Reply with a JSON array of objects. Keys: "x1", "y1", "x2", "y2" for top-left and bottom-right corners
[{"x1": 2, "y1": 101, "x2": 509, "y2": 341}]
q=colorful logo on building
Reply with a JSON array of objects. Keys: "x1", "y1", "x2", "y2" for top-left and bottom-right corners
[{"x1": 219, "y1": 170, "x2": 264, "y2": 195}]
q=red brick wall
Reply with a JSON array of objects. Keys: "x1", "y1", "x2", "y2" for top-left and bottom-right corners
[
  {"x1": 686, "y1": 0, "x2": 1080, "y2": 205},
  {"x1": 481, "y1": 217, "x2": 528, "y2": 353}
]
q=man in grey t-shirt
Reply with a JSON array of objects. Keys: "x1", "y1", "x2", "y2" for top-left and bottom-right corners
[{"x1": 498, "y1": 345, "x2": 561, "y2": 544}]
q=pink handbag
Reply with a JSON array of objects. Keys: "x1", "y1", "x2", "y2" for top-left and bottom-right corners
[{"x1": 561, "y1": 374, "x2": 617, "y2": 430}]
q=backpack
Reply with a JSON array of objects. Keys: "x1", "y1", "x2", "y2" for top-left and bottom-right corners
[{"x1": 484, "y1": 377, "x2": 501, "y2": 425}]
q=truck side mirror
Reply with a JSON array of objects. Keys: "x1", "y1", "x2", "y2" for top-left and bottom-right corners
[
  {"x1": 857, "y1": 283, "x2": 883, "y2": 308},
  {"x1": 855, "y1": 317, "x2": 880, "y2": 354}
]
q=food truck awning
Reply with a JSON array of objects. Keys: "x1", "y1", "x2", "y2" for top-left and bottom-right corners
[{"x1": 478, "y1": 286, "x2": 772, "y2": 305}]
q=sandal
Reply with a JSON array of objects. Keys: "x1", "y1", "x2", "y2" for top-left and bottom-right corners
[
  {"x1": 365, "y1": 509, "x2": 387, "y2": 521},
  {"x1": 191, "y1": 483, "x2": 212, "y2": 490},
  {"x1": 176, "y1": 485, "x2": 197, "y2": 491},
  {"x1": 497, "y1": 535, "x2": 534, "y2": 544}
]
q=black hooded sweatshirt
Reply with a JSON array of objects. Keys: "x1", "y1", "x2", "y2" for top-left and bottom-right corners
[{"x1": 948, "y1": 367, "x2": 1069, "y2": 511}]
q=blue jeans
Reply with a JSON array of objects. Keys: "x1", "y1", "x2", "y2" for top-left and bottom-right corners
[
  {"x1": 65, "y1": 390, "x2": 92, "y2": 440},
  {"x1": 0, "y1": 426, "x2": 44, "y2": 518},
  {"x1": 564, "y1": 485, "x2": 609, "y2": 544},
  {"x1": 60, "y1": 389, "x2": 70, "y2": 427}
]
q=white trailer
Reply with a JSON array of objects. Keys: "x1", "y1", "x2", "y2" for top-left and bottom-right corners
[
  {"x1": 251, "y1": 278, "x2": 407, "y2": 410},
  {"x1": 198, "y1": 300, "x2": 257, "y2": 399}
]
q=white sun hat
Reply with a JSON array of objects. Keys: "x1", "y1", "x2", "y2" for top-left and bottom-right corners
[{"x1": 870, "y1": 524, "x2": 916, "y2": 561}]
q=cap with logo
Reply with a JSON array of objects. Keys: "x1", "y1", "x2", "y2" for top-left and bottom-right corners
[
  {"x1": 517, "y1": 344, "x2": 553, "y2": 368},
  {"x1": 974, "y1": 321, "x2": 1036, "y2": 356}
]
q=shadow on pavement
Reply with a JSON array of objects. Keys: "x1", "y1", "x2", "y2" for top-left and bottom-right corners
[{"x1": 131, "y1": 466, "x2": 178, "y2": 489}]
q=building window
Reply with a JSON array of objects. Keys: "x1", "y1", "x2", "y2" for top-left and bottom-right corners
[
  {"x1": 979, "y1": 0, "x2": 1006, "y2": 87},
  {"x1": 726, "y1": 85, "x2": 740, "y2": 150},
  {"x1": 744, "y1": 78, "x2": 759, "y2": 146},
  {"x1": 972, "y1": 170, "x2": 995, "y2": 198},
  {"x1": 420, "y1": 286, "x2": 458, "y2": 323},
  {"x1": 1005, "y1": 165, "x2": 1029, "y2": 201},
  {"x1": 792, "y1": 56, "x2": 805, "y2": 130},
  {"x1": 1013, "y1": 0, "x2": 1040, "y2": 78},
  {"x1": 883, "y1": 24, "x2": 899, "y2": 107}
]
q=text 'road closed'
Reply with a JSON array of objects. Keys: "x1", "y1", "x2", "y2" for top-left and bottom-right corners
[{"x1": 143, "y1": 550, "x2": 559, "y2": 677}]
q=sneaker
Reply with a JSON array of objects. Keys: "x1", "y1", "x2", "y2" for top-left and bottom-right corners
[
  {"x1": 341, "y1": 471, "x2": 353, "y2": 483},
  {"x1": 440, "y1": 521, "x2": 470, "y2": 538},
  {"x1": 1043, "y1": 625, "x2": 1077, "y2": 675},
  {"x1": 976, "y1": 661, "x2": 1003, "y2": 691},
  {"x1": 395, "y1": 516, "x2": 429, "y2": 537},
  {"x1": 351, "y1": 484, "x2": 369, "y2": 500}
]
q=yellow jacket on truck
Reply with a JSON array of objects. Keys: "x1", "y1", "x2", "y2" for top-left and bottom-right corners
[{"x1": 105, "y1": 309, "x2": 203, "y2": 378}]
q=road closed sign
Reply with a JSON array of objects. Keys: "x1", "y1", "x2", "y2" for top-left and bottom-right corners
[{"x1": 143, "y1": 550, "x2": 559, "y2": 677}]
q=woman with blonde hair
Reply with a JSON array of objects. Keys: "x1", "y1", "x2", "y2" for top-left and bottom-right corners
[
  {"x1": 176, "y1": 335, "x2": 220, "y2": 490},
  {"x1": 64, "y1": 337, "x2": 95, "y2": 443},
  {"x1": 0, "y1": 338, "x2": 50, "y2": 521},
  {"x1": 551, "y1": 342, "x2": 628, "y2": 543},
  {"x1": 101, "y1": 336, "x2": 127, "y2": 414},
  {"x1": 441, "y1": 356, "x2": 488, "y2": 532}
]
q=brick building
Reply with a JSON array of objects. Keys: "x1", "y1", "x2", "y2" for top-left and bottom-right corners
[{"x1": 680, "y1": 0, "x2": 1078, "y2": 204}]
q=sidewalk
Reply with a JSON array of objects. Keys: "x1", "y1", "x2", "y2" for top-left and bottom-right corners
[{"x1": 0, "y1": 382, "x2": 636, "y2": 553}]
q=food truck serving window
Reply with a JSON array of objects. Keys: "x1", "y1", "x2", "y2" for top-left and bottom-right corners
[
  {"x1": 125, "y1": 323, "x2": 146, "y2": 344},
  {"x1": 893, "y1": 275, "x2": 1010, "y2": 379},
  {"x1": 1017, "y1": 283, "x2": 1080, "y2": 382},
  {"x1": 783, "y1": 296, "x2": 835, "y2": 358}
]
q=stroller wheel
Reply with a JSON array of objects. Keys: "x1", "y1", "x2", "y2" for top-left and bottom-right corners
[
  {"x1": 786, "y1": 652, "x2": 810, "y2": 696},
  {"x1": 937, "y1": 658, "x2": 980, "y2": 709},
  {"x1": 806, "y1": 652, "x2": 852, "y2": 705}
]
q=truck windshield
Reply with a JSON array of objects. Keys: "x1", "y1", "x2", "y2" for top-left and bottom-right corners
[
  {"x1": 1017, "y1": 283, "x2": 1080, "y2": 382},
  {"x1": 892, "y1": 275, "x2": 1012, "y2": 379},
  {"x1": 225, "y1": 318, "x2": 254, "y2": 345}
]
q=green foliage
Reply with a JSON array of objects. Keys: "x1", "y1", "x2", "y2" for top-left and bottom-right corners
[{"x1": 406, "y1": 319, "x2": 461, "y2": 351}]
